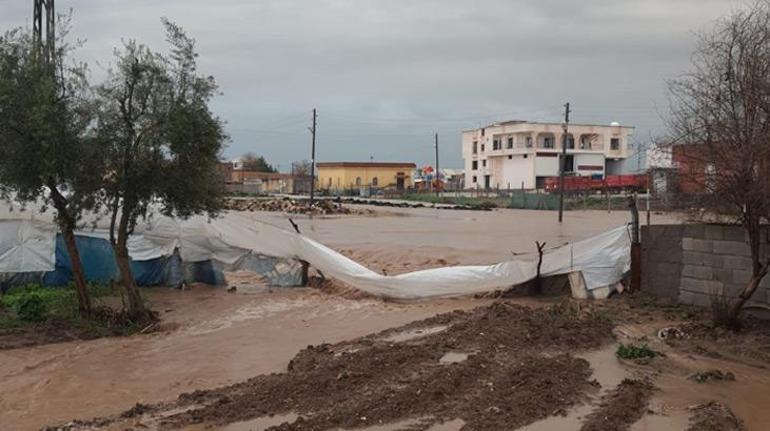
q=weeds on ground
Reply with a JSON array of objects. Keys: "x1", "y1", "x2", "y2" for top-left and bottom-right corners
[
  {"x1": 0, "y1": 284, "x2": 149, "y2": 337},
  {"x1": 616, "y1": 343, "x2": 657, "y2": 360},
  {"x1": 710, "y1": 293, "x2": 742, "y2": 330}
]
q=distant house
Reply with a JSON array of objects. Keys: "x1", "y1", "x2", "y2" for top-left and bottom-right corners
[
  {"x1": 316, "y1": 162, "x2": 416, "y2": 192},
  {"x1": 462, "y1": 120, "x2": 634, "y2": 190}
]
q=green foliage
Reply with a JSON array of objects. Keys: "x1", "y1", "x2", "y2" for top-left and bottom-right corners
[
  {"x1": 0, "y1": 284, "x2": 145, "y2": 334},
  {"x1": 616, "y1": 343, "x2": 657, "y2": 360},
  {"x1": 0, "y1": 23, "x2": 103, "y2": 212},
  {"x1": 14, "y1": 294, "x2": 47, "y2": 322},
  {"x1": 241, "y1": 153, "x2": 278, "y2": 173}
]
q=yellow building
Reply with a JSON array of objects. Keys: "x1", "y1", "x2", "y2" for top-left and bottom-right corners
[{"x1": 316, "y1": 162, "x2": 416, "y2": 191}]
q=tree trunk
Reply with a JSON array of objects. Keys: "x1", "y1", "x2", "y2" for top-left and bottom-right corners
[
  {"x1": 111, "y1": 207, "x2": 146, "y2": 319},
  {"x1": 727, "y1": 260, "x2": 769, "y2": 321},
  {"x1": 60, "y1": 225, "x2": 91, "y2": 315},
  {"x1": 48, "y1": 185, "x2": 91, "y2": 316},
  {"x1": 726, "y1": 219, "x2": 767, "y2": 322},
  {"x1": 113, "y1": 242, "x2": 145, "y2": 318}
]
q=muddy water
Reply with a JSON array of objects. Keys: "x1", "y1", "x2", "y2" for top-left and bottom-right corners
[
  {"x1": 0, "y1": 207, "x2": 687, "y2": 430},
  {"x1": 0, "y1": 287, "x2": 484, "y2": 431},
  {"x1": 520, "y1": 344, "x2": 629, "y2": 431}
]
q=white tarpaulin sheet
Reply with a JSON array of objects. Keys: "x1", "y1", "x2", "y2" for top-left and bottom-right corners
[{"x1": 0, "y1": 208, "x2": 632, "y2": 300}]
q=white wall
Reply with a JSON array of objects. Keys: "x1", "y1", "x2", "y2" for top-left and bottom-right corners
[
  {"x1": 499, "y1": 155, "x2": 535, "y2": 189},
  {"x1": 535, "y1": 155, "x2": 559, "y2": 176}
]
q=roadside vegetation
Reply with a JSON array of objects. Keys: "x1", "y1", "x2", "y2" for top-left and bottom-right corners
[{"x1": 0, "y1": 284, "x2": 153, "y2": 350}]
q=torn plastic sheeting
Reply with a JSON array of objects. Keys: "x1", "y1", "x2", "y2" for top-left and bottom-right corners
[
  {"x1": 0, "y1": 209, "x2": 632, "y2": 300},
  {"x1": 290, "y1": 224, "x2": 631, "y2": 300}
]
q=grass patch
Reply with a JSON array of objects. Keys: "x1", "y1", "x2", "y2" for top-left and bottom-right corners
[
  {"x1": 616, "y1": 343, "x2": 657, "y2": 360},
  {"x1": 0, "y1": 284, "x2": 153, "y2": 345}
]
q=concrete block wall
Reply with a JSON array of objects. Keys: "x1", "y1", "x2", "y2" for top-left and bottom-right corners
[{"x1": 642, "y1": 224, "x2": 770, "y2": 308}]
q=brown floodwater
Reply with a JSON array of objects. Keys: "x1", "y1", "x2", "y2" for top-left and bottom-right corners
[{"x1": 13, "y1": 207, "x2": 764, "y2": 431}]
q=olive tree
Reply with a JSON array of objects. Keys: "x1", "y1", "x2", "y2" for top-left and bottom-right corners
[
  {"x1": 0, "y1": 26, "x2": 101, "y2": 315},
  {"x1": 95, "y1": 19, "x2": 226, "y2": 318},
  {"x1": 668, "y1": 1, "x2": 770, "y2": 325}
]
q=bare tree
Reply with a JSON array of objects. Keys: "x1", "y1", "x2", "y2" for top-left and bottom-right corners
[{"x1": 668, "y1": 1, "x2": 770, "y2": 325}]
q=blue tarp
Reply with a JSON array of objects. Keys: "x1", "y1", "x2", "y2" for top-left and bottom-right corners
[{"x1": 1, "y1": 234, "x2": 222, "y2": 291}]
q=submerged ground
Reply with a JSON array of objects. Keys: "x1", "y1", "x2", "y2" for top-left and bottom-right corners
[{"x1": 1, "y1": 206, "x2": 768, "y2": 430}]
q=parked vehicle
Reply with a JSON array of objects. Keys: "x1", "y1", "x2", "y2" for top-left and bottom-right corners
[{"x1": 543, "y1": 174, "x2": 648, "y2": 194}]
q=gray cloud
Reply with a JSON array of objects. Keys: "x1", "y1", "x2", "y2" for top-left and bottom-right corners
[{"x1": 1, "y1": 0, "x2": 740, "y2": 169}]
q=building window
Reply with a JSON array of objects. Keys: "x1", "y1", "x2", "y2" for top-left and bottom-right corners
[
  {"x1": 481, "y1": 144, "x2": 485, "y2": 152},
  {"x1": 611, "y1": 138, "x2": 620, "y2": 150},
  {"x1": 543, "y1": 137, "x2": 554, "y2": 148},
  {"x1": 526, "y1": 137, "x2": 533, "y2": 148},
  {"x1": 508, "y1": 155, "x2": 513, "y2": 160},
  {"x1": 507, "y1": 137, "x2": 513, "y2": 149},
  {"x1": 493, "y1": 139, "x2": 500, "y2": 150},
  {"x1": 472, "y1": 161, "x2": 478, "y2": 170},
  {"x1": 482, "y1": 160, "x2": 487, "y2": 167},
  {"x1": 327, "y1": 178, "x2": 332, "y2": 188},
  {"x1": 472, "y1": 175, "x2": 477, "y2": 183},
  {"x1": 372, "y1": 177, "x2": 378, "y2": 186},
  {"x1": 355, "y1": 177, "x2": 362, "y2": 186},
  {"x1": 472, "y1": 141, "x2": 478, "y2": 154},
  {"x1": 481, "y1": 128, "x2": 485, "y2": 136},
  {"x1": 566, "y1": 136, "x2": 575, "y2": 149}
]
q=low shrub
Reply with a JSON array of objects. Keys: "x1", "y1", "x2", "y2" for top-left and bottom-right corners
[{"x1": 616, "y1": 343, "x2": 656, "y2": 360}]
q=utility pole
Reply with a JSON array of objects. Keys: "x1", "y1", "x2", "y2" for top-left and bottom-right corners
[
  {"x1": 558, "y1": 102, "x2": 571, "y2": 223},
  {"x1": 309, "y1": 108, "x2": 317, "y2": 206},
  {"x1": 33, "y1": 0, "x2": 55, "y2": 66},
  {"x1": 434, "y1": 133, "x2": 440, "y2": 198}
]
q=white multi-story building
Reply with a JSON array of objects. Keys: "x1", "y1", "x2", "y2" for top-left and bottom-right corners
[{"x1": 462, "y1": 120, "x2": 634, "y2": 189}]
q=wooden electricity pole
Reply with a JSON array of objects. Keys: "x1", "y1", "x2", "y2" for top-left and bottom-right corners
[
  {"x1": 309, "y1": 108, "x2": 317, "y2": 206},
  {"x1": 558, "y1": 102, "x2": 571, "y2": 223}
]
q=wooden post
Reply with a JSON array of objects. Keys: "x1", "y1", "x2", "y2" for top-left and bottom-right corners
[
  {"x1": 534, "y1": 241, "x2": 546, "y2": 294},
  {"x1": 628, "y1": 196, "x2": 641, "y2": 292}
]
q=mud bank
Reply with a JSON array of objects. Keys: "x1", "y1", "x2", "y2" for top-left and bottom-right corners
[{"x1": 48, "y1": 302, "x2": 616, "y2": 431}]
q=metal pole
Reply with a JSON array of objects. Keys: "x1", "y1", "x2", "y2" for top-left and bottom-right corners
[
  {"x1": 309, "y1": 108, "x2": 317, "y2": 206},
  {"x1": 558, "y1": 102, "x2": 570, "y2": 223},
  {"x1": 434, "y1": 133, "x2": 440, "y2": 198}
]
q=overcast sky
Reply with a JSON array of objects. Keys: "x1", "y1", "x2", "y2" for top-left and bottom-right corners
[{"x1": 1, "y1": 0, "x2": 741, "y2": 170}]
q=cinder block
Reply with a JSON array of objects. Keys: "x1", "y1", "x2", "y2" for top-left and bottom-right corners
[
  {"x1": 683, "y1": 251, "x2": 723, "y2": 268},
  {"x1": 656, "y1": 262, "x2": 682, "y2": 276},
  {"x1": 723, "y1": 226, "x2": 747, "y2": 242},
  {"x1": 723, "y1": 283, "x2": 746, "y2": 298},
  {"x1": 704, "y1": 225, "x2": 724, "y2": 240},
  {"x1": 682, "y1": 277, "x2": 723, "y2": 295},
  {"x1": 683, "y1": 238, "x2": 713, "y2": 253},
  {"x1": 683, "y1": 225, "x2": 705, "y2": 238},
  {"x1": 712, "y1": 240, "x2": 751, "y2": 257},
  {"x1": 682, "y1": 265, "x2": 713, "y2": 280},
  {"x1": 723, "y1": 255, "x2": 753, "y2": 270},
  {"x1": 731, "y1": 269, "x2": 754, "y2": 285},
  {"x1": 679, "y1": 290, "x2": 713, "y2": 307}
]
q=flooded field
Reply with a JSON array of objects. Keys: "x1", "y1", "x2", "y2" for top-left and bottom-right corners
[{"x1": 4, "y1": 207, "x2": 769, "y2": 430}]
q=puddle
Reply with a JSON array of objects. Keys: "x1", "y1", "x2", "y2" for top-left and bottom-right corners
[
  {"x1": 439, "y1": 352, "x2": 470, "y2": 364},
  {"x1": 519, "y1": 402, "x2": 594, "y2": 431},
  {"x1": 383, "y1": 325, "x2": 448, "y2": 342},
  {"x1": 577, "y1": 343, "x2": 629, "y2": 390},
  {"x1": 354, "y1": 418, "x2": 464, "y2": 431},
  {"x1": 521, "y1": 344, "x2": 631, "y2": 431},
  {"x1": 189, "y1": 413, "x2": 298, "y2": 430}
]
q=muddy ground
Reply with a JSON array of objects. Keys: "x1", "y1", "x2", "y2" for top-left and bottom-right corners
[
  {"x1": 47, "y1": 301, "x2": 615, "y2": 430},
  {"x1": 4, "y1": 207, "x2": 770, "y2": 430}
]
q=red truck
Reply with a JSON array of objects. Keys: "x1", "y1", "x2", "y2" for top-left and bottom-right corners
[{"x1": 543, "y1": 174, "x2": 648, "y2": 193}]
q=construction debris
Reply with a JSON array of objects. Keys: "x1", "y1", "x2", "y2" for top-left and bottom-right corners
[{"x1": 225, "y1": 198, "x2": 373, "y2": 215}]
